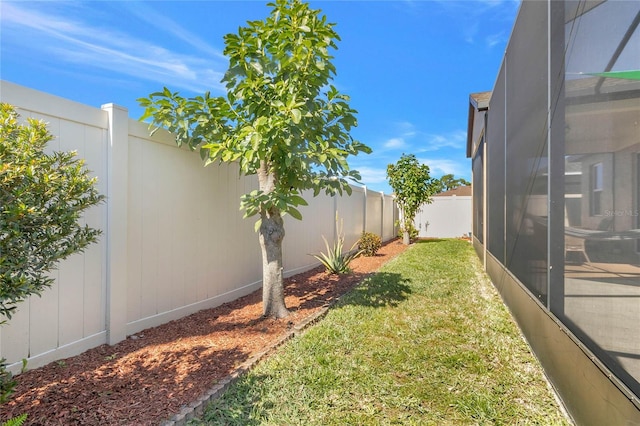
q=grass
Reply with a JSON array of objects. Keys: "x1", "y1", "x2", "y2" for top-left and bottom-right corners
[{"x1": 190, "y1": 239, "x2": 571, "y2": 425}]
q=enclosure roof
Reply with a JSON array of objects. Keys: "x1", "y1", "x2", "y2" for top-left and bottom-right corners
[
  {"x1": 469, "y1": 91, "x2": 491, "y2": 110},
  {"x1": 466, "y1": 91, "x2": 491, "y2": 158}
]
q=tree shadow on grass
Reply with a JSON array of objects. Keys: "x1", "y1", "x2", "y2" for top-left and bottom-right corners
[
  {"x1": 339, "y1": 272, "x2": 411, "y2": 308},
  {"x1": 198, "y1": 272, "x2": 412, "y2": 425}
]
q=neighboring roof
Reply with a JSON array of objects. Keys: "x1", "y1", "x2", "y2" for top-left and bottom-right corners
[
  {"x1": 435, "y1": 185, "x2": 472, "y2": 197},
  {"x1": 466, "y1": 91, "x2": 491, "y2": 158}
]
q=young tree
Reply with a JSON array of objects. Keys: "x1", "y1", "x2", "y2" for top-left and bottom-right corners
[
  {"x1": 138, "y1": 0, "x2": 370, "y2": 318},
  {"x1": 0, "y1": 103, "x2": 104, "y2": 322},
  {"x1": 387, "y1": 154, "x2": 436, "y2": 245}
]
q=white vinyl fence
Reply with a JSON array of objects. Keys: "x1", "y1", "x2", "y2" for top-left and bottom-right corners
[
  {"x1": 0, "y1": 81, "x2": 398, "y2": 373},
  {"x1": 414, "y1": 194, "x2": 472, "y2": 239}
]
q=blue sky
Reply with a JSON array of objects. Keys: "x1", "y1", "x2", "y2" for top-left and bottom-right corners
[{"x1": 0, "y1": 0, "x2": 519, "y2": 194}]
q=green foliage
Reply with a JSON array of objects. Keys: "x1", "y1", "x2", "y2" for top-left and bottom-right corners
[
  {"x1": 358, "y1": 231, "x2": 381, "y2": 257},
  {"x1": 0, "y1": 358, "x2": 17, "y2": 404},
  {"x1": 395, "y1": 219, "x2": 418, "y2": 241},
  {"x1": 434, "y1": 173, "x2": 470, "y2": 193},
  {"x1": 387, "y1": 154, "x2": 436, "y2": 243},
  {"x1": 0, "y1": 103, "x2": 104, "y2": 321},
  {"x1": 138, "y1": 0, "x2": 371, "y2": 224},
  {"x1": 0, "y1": 358, "x2": 26, "y2": 405},
  {"x1": 1, "y1": 414, "x2": 27, "y2": 426}
]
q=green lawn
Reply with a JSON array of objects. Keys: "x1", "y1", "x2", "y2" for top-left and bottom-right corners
[{"x1": 191, "y1": 239, "x2": 571, "y2": 425}]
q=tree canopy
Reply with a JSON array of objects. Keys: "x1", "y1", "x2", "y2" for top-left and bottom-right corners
[
  {"x1": 434, "y1": 174, "x2": 470, "y2": 193},
  {"x1": 139, "y1": 0, "x2": 370, "y2": 317}
]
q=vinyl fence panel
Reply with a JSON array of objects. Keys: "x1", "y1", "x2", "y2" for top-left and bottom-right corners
[
  {"x1": 0, "y1": 80, "x2": 397, "y2": 374},
  {"x1": 282, "y1": 190, "x2": 336, "y2": 277},
  {"x1": 365, "y1": 190, "x2": 384, "y2": 237},
  {"x1": 336, "y1": 185, "x2": 366, "y2": 249},
  {"x1": 382, "y1": 194, "x2": 398, "y2": 241},
  {"x1": 415, "y1": 196, "x2": 472, "y2": 239}
]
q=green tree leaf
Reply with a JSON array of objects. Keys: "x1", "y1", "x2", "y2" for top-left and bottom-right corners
[
  {"x1": 291, "y1": 108, "x2": 302, "y2": 124},
  {"x1": 288, "y1": 206, "x2": 303, "y2": 220}
]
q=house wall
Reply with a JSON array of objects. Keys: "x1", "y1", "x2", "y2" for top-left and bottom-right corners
[{"x1": 0, "y1": 80, "x2": 398, "y2": 373}]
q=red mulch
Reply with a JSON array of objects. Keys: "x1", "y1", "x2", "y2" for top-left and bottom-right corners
[{"x1": 1, "y1": 239, "x2": 407, "y2": 425}]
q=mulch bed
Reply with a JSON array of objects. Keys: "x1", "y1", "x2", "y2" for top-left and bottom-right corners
[{"x1": 1, "y1": 239, "x2": 407, "y2": 425}]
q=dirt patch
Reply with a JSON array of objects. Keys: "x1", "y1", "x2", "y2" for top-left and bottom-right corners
[{"x1": 1, "y1": 239, "x2": 407, "y2": 425}]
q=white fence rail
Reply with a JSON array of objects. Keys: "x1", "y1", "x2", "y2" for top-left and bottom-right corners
[{"x1": 0, "y1": 81, "x2": 398, "y2": 373}]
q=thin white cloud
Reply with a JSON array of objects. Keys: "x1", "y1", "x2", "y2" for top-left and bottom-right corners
[
  {"x1": 420, "y1": 129, "x2": 467, "y2": 152},
  {"x1": 485, "y1": 32, "x2": 507, "y2": 48},
  {"x1": 417, "y1": 157, "x2": 470, "y2": 179},
  {"x1": 463, "y1": 22, "x2": 479, "y2": 44},
  {"x1": 353, "y1": 166, "x2": 389, "y2": 185},
  {"x1": 433, "y1": 0, "x2": 518, "y2": 47},
  {"x1": 395, "y1": 121, "x2": 417, "y2": 138},
  {"x1": 378, "y1": 121, "x2": 417, "y2": 150},
  {"x1": 121, "y1": 2, "x2": 226, "y2": 61},
  {"x1": 384, "y1": 138, "x2": 406, "y2": 149},
  {"x1": 1, "y1": 3, "x2": 226, "y2": 93}
]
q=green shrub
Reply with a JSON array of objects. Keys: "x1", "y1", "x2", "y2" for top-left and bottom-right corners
[
  {"x1": 358, "y1": 232, "x2": 382, "y2": 256},
  {"x1": 0, "y1": 358, "x2": 17, "y2": 404},
  {"x1": 1, "y1": 103, "x2": 103, "y2": 405},
  {"x1": 0, "y1": 358, "x2": 25, "y2": 405},
  {"x1": 0, "y1": 103, "x2": 104, "y2": 321}
]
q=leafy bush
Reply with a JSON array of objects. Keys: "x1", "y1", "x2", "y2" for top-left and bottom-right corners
[
  {"x1": 358, "y1": 232, "x2": 382, "y2": 256},
  {"x1": 0, "y1": 358, "x2": 25, "y2": 405},
  {"x1": 0, "y1": 358, "x2": 17, "y2": 404},
  {"x1": 0, "y1": 103, "x2": 105, "y2": 321},
  {"x1": 1, "y1": 103, "x2": 103, "y2": 405}
]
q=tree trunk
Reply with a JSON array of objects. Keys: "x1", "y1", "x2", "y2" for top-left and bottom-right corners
[
  {"x1": 402, "y1": 227, "x2": 411, "y2": 245},
  {"x1": 400, "y1": 207, "x2": 411, "y2": 245},
  {"x1": 258, "y1": 210, "x2": 289, "y2": 318},
  {"x1": 256, "y1": 160, "x2": 289, "y2": 318}
]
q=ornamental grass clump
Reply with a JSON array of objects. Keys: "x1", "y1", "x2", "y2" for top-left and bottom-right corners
[
  {"x1": 312, "y1": 235, "x2": 361, "y2": 275},
  {"x1": 311, "y1": 215, "x2": 362, "y2": 274}
]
